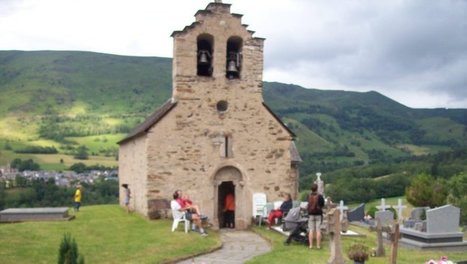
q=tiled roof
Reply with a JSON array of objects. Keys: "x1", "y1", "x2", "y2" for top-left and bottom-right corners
[{"x1": 117, "y1": 99, "x2": 177, "y2": 145}]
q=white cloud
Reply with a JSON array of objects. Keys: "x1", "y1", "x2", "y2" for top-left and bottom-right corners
[{"x1": 0, "y1": 0, "x2": 466, "y2": 108}]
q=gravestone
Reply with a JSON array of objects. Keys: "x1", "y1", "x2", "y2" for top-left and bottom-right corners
[
  {"x1": 336, "y1": 200, "x2": 348, "y2": 221},
  {"x1": 0, "y1": 207, "x2": 74, "y2": 222},
  {"x1": 403, "y1": 207, "x2": 428, "y2": 229},
  {"x1": 375, "y1": 210, "x2": 394, "y2": 226},
  {"x1": 389, "y1": 223, "x2": 401, "y2": 264},
  {"x1": 392, "y1": 199, "x2": 406, "y2": 221},
  {"x1": 369, "y1": 218, "x2": 389, "y2": 257},
  {"x1": 315, "y1": 172, "x2": 325, "y2": 196},
  {"x1": 426, "y1": 205, "x2": 459, "y2": 233},
  {"x1": 400, "y1": 204, "x2": 467, "y2": 250},
  {"x1": 410, "y1": 207, "x2": 427, "y2": 221},
  {"x1": 347, "y1": 203, "x2": 365, "y2": 222},
  {"x1": 326, "y1": 208, "x2": 345, "y2": 264},
  {"x1": 376, "y1": 198, "x2": 391, "y2": 211}
]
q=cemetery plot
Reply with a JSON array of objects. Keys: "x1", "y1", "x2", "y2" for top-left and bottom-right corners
[{"x1": 0, "y1": 207, "x2": 74, "y2": 222}]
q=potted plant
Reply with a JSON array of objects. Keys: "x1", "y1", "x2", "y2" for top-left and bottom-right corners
[{"x1": 347, "y1": 243, "x2": 369, "y2": 264}]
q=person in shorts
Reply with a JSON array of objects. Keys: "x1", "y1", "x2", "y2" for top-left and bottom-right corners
[
  {"x1": 307, "y1": 183, "x2": 325, "y2": 249},
  {"x1": 172, "y1": 191, "x2": 207, "y2": 236}
]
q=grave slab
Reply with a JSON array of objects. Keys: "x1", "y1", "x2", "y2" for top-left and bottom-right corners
[{"x1": 0, "y1": 207, "x2": 74, "y2": 222}]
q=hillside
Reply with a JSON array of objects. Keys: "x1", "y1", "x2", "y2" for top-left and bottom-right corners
[{"x1": 0, "y1": 50, "x2": 466, "y2": 177}]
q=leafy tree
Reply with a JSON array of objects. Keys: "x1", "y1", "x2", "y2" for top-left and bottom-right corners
[
  {"x1": 15, "y1": 175, "x2": 29, "y2": 187},
  {"x1": 405, "y1": 173, "x2": 447, "y2": 208},
  {"x1": 74, "y1": 145, "x2": 89, "y2": 160},
  {"x1": 446, "y1": 173, "x2": 467, "y2": 225},
  {"x1": 69, "y1": 163, "x2": 87, "y2": 173},
  {"x1": 10, "y1": 158, "x2": 40, "y2": 171}
]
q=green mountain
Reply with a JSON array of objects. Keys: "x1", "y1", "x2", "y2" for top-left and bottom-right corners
[{"x1": 1, "y1": 50, "x2": 466, "y2": 177}]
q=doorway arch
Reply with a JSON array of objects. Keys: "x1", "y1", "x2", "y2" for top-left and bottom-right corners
[{"x1": 213, "y1": 166, "x2": 245, "y2": 229}]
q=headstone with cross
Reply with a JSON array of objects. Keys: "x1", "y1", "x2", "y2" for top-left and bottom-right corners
[
  {"x1": 376, "y1": 198, "x2": 391, "y2": 211},
  {"x1": 369, "y1": 218, "x2": 390, "y2": 257},
  {"x1": 388, "y1": 223, "x2": 401, "y2": 264},
  {"x1": 336, "y1": 200, "x2": 348, "y2": 221},
  {"x1": 392, "y1": 199, "x2": 406, "y2": 221},
  {"x1": 325, "y1": 208, "x2": 345, "y2": 264}
]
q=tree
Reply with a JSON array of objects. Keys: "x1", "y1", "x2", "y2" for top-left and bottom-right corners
[
  {"x1": 74, "y1": 146, "x2": 89, "y2": 160},
  {"x1": 447, "y1": 173, "x2": 467, "y2": 225},
  {"x1": 69, "y1": 163, "x2": 87, "y2": 173},
  {"x1": 405, "y1": 173, "x2": 447, "y2": 208}
]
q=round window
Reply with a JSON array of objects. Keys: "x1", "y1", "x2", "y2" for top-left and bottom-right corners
[{"x1": 216, "y1": 100, "x2": 228, "y2": 112}]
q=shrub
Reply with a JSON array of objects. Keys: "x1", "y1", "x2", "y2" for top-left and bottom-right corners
[
  {"x1": 347, "y1": 243, "x2": 369, "y2": 262},
  {"x1": 58, "y1": 233, "x2": 84, "y2": 264},
  {"x1": 367, "y1": 206, "x2": 378, "y2": 219}
]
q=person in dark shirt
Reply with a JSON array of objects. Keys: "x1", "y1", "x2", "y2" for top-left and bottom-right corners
[{"x1": 307, "y1": 183, "x2": 325, "y2": 249}]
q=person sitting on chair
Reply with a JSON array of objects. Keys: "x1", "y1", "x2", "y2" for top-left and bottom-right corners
[
  {"x1": 267, "y1": 193, "x2": 293, "y2": 229},
  {"x1": 172, "y1": 191, "x2": 207, "y2": 236},
  {"x1": 176, "y1": 190, "x2": 207, "y2": 220}
]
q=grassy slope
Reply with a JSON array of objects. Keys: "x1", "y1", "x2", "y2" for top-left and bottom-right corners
[
  {"x1": 1, "y1": 204, "x2": 465, "y2": 263},
  {"x1": 0, "y1": 51, "x2": 466, "y2": 173},
  {"x1": 0, "y1": 205, "x2": 220, "y2": 264}
]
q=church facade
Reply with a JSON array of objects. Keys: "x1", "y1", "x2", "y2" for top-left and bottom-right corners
[{"x1": 118, "y1": 1, "x2": 301, "y2": 229}]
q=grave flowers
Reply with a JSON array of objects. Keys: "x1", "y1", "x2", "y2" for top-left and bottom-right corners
[
  {"x1": 347, "y1": 243, "x2": 369, "y2": 264},
  {"x1": 424, "y1": 256, "x2": 454, "y2": 264}
]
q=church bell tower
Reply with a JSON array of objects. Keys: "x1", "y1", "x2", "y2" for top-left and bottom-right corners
[{"x1": 171, "y1": 1, "x2": 265, "y2": 105}]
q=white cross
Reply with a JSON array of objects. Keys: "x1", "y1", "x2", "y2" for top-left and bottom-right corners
[
  {"x1": 376, "y1": 198, "x2": 390, "y2": 212},
  {"x1": 337, "y1": 200, "x2": 348, "y2": 221},
  {"x1": 392, "y1": 198, "x2": 407, "y2": 221}
]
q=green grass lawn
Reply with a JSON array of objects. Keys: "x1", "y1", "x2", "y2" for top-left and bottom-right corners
[
  {"x1": 0, "y1": 205, "x2": 220, "y2": 264},
  {"x1": 1, "y1": 204, "x2": 466, "y2": 264},
  {"x1": 248, "y1": 225, "x2": 467, "y2": 264}
]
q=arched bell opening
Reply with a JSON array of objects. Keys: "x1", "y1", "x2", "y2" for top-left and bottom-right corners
[
  {"x1": 197, "y1": 34, "x2": 214, "y2": 77},
  {"x1": 225, "y1": 36, "x2": 242, "y2": 79}
]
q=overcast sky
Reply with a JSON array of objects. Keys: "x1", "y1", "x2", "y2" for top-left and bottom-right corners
[{"x1": 1, "y1": 0, "x2": 466, "y2": 109}]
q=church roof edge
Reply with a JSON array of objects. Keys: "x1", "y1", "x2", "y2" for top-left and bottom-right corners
[
  {"x1": 262, "y1": 102, "x2": 296, "y2": 139},
  {"x1": 117, "y1": 99, "x2": 177, "y2": 145}
]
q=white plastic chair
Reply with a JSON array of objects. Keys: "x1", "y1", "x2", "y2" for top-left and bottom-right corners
[
  {"x1": 252, "y1": 193, "x2": 267, "y2": 225},
  {"x1": 171, "y1": 201, "x2": 189, "y2": 233}
]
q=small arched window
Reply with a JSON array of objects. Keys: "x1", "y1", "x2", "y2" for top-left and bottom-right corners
[
  {"x1": 225, "y1": 36, "x2": 242, "y2": 79},
  {"x1": 197, "y1": 34, "x2": 214, "y2": 77}
]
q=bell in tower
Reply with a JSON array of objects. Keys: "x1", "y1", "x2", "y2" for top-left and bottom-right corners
[
  {"x1": 197, "y1": 34, "x2": 214, "y2": 77},
  {"x1": 226, "y1": 36, "x2": 242, "y2": 79}
]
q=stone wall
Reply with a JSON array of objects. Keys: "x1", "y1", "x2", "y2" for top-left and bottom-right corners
[{"x1": 118, "y1": 136, "x2": 148, "y2": 216}]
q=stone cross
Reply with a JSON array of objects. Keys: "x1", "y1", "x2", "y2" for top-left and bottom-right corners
[
  {"x1": 315, "y1": 172, "x2": 325, "y2": 196},
  {"x1": 215, "y1": 0, "x2": 222, "y2": 3},
  {"x1": 326, "y1": 208, "x2": 345, "y2": 264},
  {"x1": 369, "y1": 218, "x2": 390, "y2": 257},
  {"x1": 392, "y1": 199, "x2": 406, "y2": 221},
  {"x1": 388, "y1": 223, "x2": 400, "y2": 264},
  {"x1": 336, "y1": 200, "x2": 348, "y2": 221},
  {"x1": 376, "y1": 198, "x2": 390, "y2": 212}
]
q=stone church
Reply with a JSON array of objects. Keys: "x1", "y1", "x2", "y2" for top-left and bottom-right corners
[{"x1": 118, "y1": 1, "x2": 301, "y2": 229}]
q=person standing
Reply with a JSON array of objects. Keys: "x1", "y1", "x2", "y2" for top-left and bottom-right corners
[
  {"x1": 122, "y1": 184, "x2": 131, "y2": 213},
  {"x1": 223, "y1": 192, "x2": 235, "y2": 228},
  {"x1": 73, "y1": 185, "x2": 82, "y2": 212},
  {"x1": 307, "y1": 183, "x2": 325, "y2": 249}
]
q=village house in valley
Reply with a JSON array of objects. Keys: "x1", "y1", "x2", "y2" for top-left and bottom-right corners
[{"x1": 118, "y1": 1, "x2": 301, "y2": 229}]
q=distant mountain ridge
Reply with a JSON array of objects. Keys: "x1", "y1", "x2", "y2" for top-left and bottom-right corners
[{"x1": 0, "y1": 50, "x2": 466, "y2": 176}]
